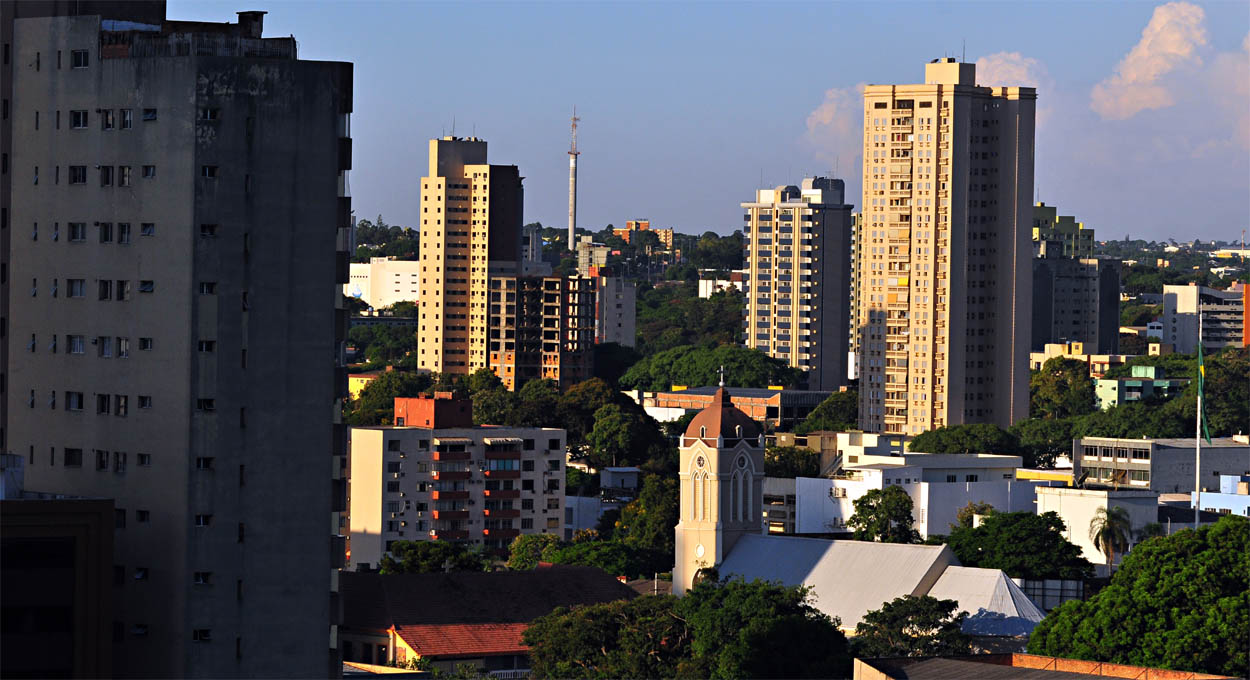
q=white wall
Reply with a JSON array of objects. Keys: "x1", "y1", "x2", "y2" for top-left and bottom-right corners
[{"x1": 1035, "y1": 488, "x2": 1158, "y2": 572}]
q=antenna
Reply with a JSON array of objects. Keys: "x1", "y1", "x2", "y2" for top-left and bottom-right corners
[
  {"x1": 567, "y1": 107, "x2": 580, "y2": 252},
  {"x1": 962, "y1": 39, "x2": 966, "y2": 63},
  {"x1": 451, "y1": 116, "x2": 456, "y2": 137}
]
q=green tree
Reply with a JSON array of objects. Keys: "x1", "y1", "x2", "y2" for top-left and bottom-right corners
[
  {"x1": 908, "y1": 423, "x2": 1020, "y2": 455},
  {"x1": 557, "y1": 378, "x2": 638, "y2": 452},
  {"x1": 505, "y1": 534, "x2": 561, "y2": 571},
  {"x1": 466, "y1": 367, "x2": 504, "y2": 395},
  {"x1": 585, "y1": 404, "x2": 667, "y2": 469},
  {"x1": 794, "y1": 391, "x2": 858, "y2": 435},
  {"x1": 347, "y1": 370, "x2": 432, "y2": 425},
  {"x1": 523, "y1": 579, "x2": 850, "y2": 679},
  {"x1": 852, "y1": 595, "x2": 972, "y2": 659},
  {"x1": 1009, "y1": 417, "x2": 1074, "y2": 468},
  {"x1": 1120, "y1": 303, "x2": 1160, "y2": 326},
  {"x1": 1027, "y1": 516, "x2": 1249, "y2": 677},
  {"x1": 1136, "y1": 522, "x2": 1166, "y2": 543},
  {"x1": 764, "y1": 446, "x2": 820, "y2": 478},
  {"x1": 1031, "y1": 357, "x2": 1096, "y2": 420},
  {"x1": 378, "y1": 540, "x2": 489, "y2": 574},
  {"x1": 513, "y1": 379, "x2": 560, "y2": 427},
  {"x1": 592, "y1": 342, "x2": 643, "y2": 387},
  {"x1": 471, "y1": 388, "x2": 516, "y2": 426},
  {"x1": 946, "y1": 511, "x2": 1094, "y2": 580},
  {"x1": 953, "y1": 500, "x2": 995, "y2": 529},
  {"x1": 1088, "y1": 505, "x2": 1132, "y2": 575},
  {"x1": 565, "y1": 468, "x2": 598, "y2": 497},
  {"x1": 620, "y1": 343, "x2": 802, "y2": 392},
  {"x1": 542, "y1": 540, "x2": 657, "y2": 579},
  {"x1": 847, "y1": 486, "x2": 920, "y2": 544},
  {"x1": 614, "y1": 475, "x2": 680, "y2": 566}
]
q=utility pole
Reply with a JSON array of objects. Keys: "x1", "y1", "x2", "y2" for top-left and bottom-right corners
[{"x1": 568, "y1": 108, "x2": 580, "y2": 252}]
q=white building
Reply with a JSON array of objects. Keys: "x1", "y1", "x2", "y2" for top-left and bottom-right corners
[
  {"x1": 595, "y1": 276, "x2": 636, "y2": 347},
  {"x1": 1161, "y1": 284, "x2": 1245, "y2": 353},
  {"x1": 697, "y1": 270, "x2": 747, "y2": 299},
  {"x1": 1034, "y1": 487, "x2": 1159, "y2": 575},
  {"x1": 345, "y1": 256, "x2": 421, "y2": 309}
]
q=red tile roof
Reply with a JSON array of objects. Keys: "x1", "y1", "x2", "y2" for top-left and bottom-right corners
[{"x1": 394, "y1": 623, "x2": 529, "y2": 660}]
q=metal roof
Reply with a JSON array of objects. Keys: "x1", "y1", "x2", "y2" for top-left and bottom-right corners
[{"x1": 927, "y1": 566, "x2": 1045, "y2": 636}]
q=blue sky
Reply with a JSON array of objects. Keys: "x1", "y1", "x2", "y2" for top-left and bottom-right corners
[{"x1": 169, "y1": 0, "x2": 1250, "y2": 242}]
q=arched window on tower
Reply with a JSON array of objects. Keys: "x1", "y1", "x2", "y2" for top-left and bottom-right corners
[{"x1": 730, "y1": 471, "x2": 741, "y2": 523}]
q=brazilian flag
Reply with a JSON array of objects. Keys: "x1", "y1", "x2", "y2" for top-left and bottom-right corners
[{"x1": 1198, "y1": 339, "x2": 1212, "y2": 443}]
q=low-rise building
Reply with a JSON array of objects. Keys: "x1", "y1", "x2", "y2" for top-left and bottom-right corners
[
  {"x1": 1094, "y1": 365, "x2": 1189, "y2": 410},
  {"x1": 630, "y1": 386, "x2": 830, "y2": 432},
  {"x1": 348, "y1": 396, "x2": 566, "y2": 569},
  {"x1": 762, "y1": 477, "x2": 798, "y2": 534},
  {"x1": 345, "y1": 256, "x2": 422, "y2": 310},
  {"x1": 697, "y1": 270, "x2": 746, "y2": 298},
  {"x1": 1034, "y1": 486, "x2": 1159, "y2": 573},
  {"x1": 1029, "y1": 341, "x2": 1136, "y2": 378},
  {"x1": 575, "y1": 236, "x2": 610, "y2": 276},
  {"x1": 854, "y1": 653, "x2": 1241, "y2": 680},
  {"x1": 1072, "y1": 435, "x2": 1250, "y2": 493},
  {"x1": 1192, "y1": 474, "x2": 1250, "y2": 517},
  {"x1": 614, "y1": 219, "x2": 674, "y2": 249}
]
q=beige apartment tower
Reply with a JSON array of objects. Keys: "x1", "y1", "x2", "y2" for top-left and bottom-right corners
[
  {"x1": 418, "y1": 137, "x2": 523, "y2": 377},
  {"x1": 6, "y1": 8, "x2": 351, "y2": 678},
  {"x1": 857, "y1": 59, "x2": 1035, "y2": 434},
  {"x1": 742, "y1": 178, "x2": 851, "y2": 391}
]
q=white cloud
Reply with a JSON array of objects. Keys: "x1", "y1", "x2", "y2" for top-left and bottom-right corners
[
  {"x1": 1206, "y1": 31, "x2": 1250, "y2": 150},
  {"x1": 805, "y1": 83, "x2": 866, "y2": 165},
  {"x1": 975, "y1": 52, "x2": 1056, "y2": 125},
  {"x1": 1090, "y1": 1, "x2": 1208, "y2": 119}
]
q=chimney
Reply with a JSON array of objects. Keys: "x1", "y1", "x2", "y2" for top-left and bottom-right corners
[{"x1": 236, "y1": 11, "x2": 266, "y2": 39}]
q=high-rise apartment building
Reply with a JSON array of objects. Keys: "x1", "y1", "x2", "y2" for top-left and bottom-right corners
[
  {"x1": 1161, "y1": 284, "x2": 1247, "y2": 352},
  {"x1": 487, "y1": 275, "x2": 594, "y2": 390},
  {"x1": 594, "y1": 275, "x2": 637, "y2": 347},
  {"x1": 348, "y1": 395, "x2": 566, "y2": 568},
  {"x1": 1032, "y1": 254, "x2": 1120, "y2": 353},
  {"x1": 741, "y1": 178, "x2": 851, "y2": 391},
  {"x1": 417, "y1": 137, "x2": 523, "y2": 377},
  {"x1": 848, "y1": 212, "x2": 864, "y2": 379},
  {"x1": 1032, "y1": 202, "x2": 1093, "y2": 259},
  {"x1": 7, "y1": 8, "x2": 351, "y2": 677},
  {"x1": 857, "y1": 59, "x2": 1035, "y2": 434}
]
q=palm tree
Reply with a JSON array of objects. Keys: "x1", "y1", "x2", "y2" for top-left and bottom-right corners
[{"x1": 1089, "y1": 505, "x2": 1132, "y2": 575}]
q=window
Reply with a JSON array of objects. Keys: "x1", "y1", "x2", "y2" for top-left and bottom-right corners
[
  {"x1": 97, "y1": 394, "x2": 111, "y2": 413},
  {"x1": 96, "y1": 450, "x2": 109, "y2": 470},
  {"x1": 138, "y1": 396, "x2": 152, "y2": 409},
  {"x1": 120, "y1": 109, "x2": 132, "y2": 129},
  {"x1": 199, "y1": 224, "x2": 217, "y2": 237},
  {"x1": 142, "y1": 108, "x2": 157, "y2": 121},
  {"x1": 521, "y1": 499, "x2": 533, "y2": 510},
  {"x1": 136, "y1": 510, "x2": 150, "y2": 523},
  {"x1": 98, "y1": 222, "x2": 113, "y2": 243},
  {"x1": 137, "y1": 453, "x2": 151, "y2": 466},
  {"x1": 68, "y1": 335, "x2": 85, "y2": 354},
  {"x1": 118, "y1": 166, "x2": 130, "y2": 187},
  {"x1": 117, "y1": 337, "x2": 129, "y2": 357},
  {"x1": 98, "y1": 336, "x2": 113, "y2": 358},
  {"x1": 198, "y1": 282, "x2": 217, "y2": 294},
  {"x1": 116, "y1": 280, "x2": 130, "y2": 301},
  {"x1": 70, "y1": 110, "x2": 87, "y2": 129},
  {"x1": 198, "y1": 108, "x2": 220, "y2": 121},
  {"x1": 192, "y1": 629, "x2": 211, "y2": 642},
  {"x1": 201, "y1": 165, "x2": 218, "y2": 178},
  {"x1": 133, "y1": 567, "x2": 147, "y2": 580},
  {"x1": 139, "y1": 337, "x2": 153, "y2": 350},
  {"x1": 142, "y1": 165, "x2": 155, "y2": 179},
  {"x1": 138, "y1": 280, "x2": 154, "y2": 293},
  {"x1": 64, "y1": 448, "x2": 83, "y2": 467},
  {"x1": 196, "y1": 399, "x2": 216, "y2": 412},
  {"x1": 198, "y1": 340, "x2": 215, "y2": 352},
  {"x1": 548, "y1": 438, "x2": 560, "y2": 450},
  {"x1": 194, "y1": 514, "x2": 212, "y2": 527},
  {"x1": 98, "y1": 280, "x2": 112, "y2": 300},
  {"x1": 521, "y1": 518, "x2": 533, "y2": 529},
  {"x1": 965, "y1": 474, "x2": 978, "y2": 482},
  {"x1": 196, "y1": 457, "x2": 215, "y2": 470},
  {"x1": 117, "y1": 222, "x2": 130, "y2": 244},
  {"x1": 71, "y1": 49, "x2": 88, "y2": 68},
  {"x1": 101, "y1": 110, "x2": 114, "y2": 130},
  {"x1": 99, "y1": 166, "x2": 113, "y2": 186},
  {"x1": 69, "y1": 222, "x2": 86, "y2": 240},
  {"x1": 141, "y1": 222, "x2": 155, "y2": 236},
  {"x1": 69, "y1": 166, "x2": 86, "y2": 184},
  {"x1": 194, "y1": 572, "x2": 213, "y2": 585},
  {"x1": 115, "y1": 395, "x2": 127, "y2": 416}
]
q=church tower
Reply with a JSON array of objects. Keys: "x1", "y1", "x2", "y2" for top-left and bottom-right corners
[{"x1": 673, "y1": 387, "x2": 765, "y2": 595}]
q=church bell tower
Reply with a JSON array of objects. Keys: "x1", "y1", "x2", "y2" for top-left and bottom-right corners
[{"x1": 673, "y1": 387, "x2": 765, "y2": 595}]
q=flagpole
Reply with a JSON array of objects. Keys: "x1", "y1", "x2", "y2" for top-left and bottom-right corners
[{"x1": 1194, "y1": 307, "x2": 1202, "y2": 530}]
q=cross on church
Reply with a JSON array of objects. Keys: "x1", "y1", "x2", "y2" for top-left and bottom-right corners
[{"x1": 717, "y1": 365, "x2": 725, "y2": 387}]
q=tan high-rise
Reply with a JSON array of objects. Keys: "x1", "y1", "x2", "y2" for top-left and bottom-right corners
[
  {"x1": 857, "y1": 59, "x2": 1035, "y2": 434},
  {"x1": 418, "y1": 138, "x2": 522, "y2": 377}
]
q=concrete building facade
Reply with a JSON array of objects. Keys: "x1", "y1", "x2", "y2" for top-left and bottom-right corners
[
  {"x1": 1034, "y1": 486, "x2": 1158, "y2": 572},
  {"x1": 6, "y1": 9, "x2": 350, "y2": 677},
  {"x1": 348, "y1": 396, "x2": 566, "y2": 569},
  {"x1": 1031, "y1": 202, "x2": 1093, "y2": 259},
  {"x1": 345, "y1": 256, "x2": 421, "y2": 310},
  {"x1": 594, "y1": 275, "x2": 636, "y2": 347},
  {"x1": 1093, "y1": 365, "x2": 1188, "y2": 410},
  {"x1": 857, "y1": 59, "x2": 1035, "y2": 434},
  {"x1": 1161, "y1": 284, "x2": 1246, "y2": 353},
  {"x1": 575, "y1": 235, "x2": 609, "y2": 276},
  {"x1": 417, "y1": 137, "x2": 523, "y2": 377},
  {"x1": 1073, "y1": 436, "x2": 1250, "y2": 493},
  {"x1": 1031, "y1": 255, "x2": 1120, "y2": 354},
  {"x1": 487, "y1": 275, "x2": 594, "y2": 390},
  {"x1": 614, "y1": 219, "x2": 674, "y2": 249},
  {"x1": 742, "y1": 177, "x2": 852, "y2": 391},
  {"x1": 1191, "y1": 474, "x2": 1250, "y2": 517},
  {"x1": 1029, "y1": 342, "x2": 1135, "y2": 377}
]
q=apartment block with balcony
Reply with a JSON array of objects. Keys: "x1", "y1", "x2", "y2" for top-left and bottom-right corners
[
  {"x1": 857, "y1": 58, "x2": 1035, "y2": 434},
  {"x1": 487, "y1": 275, "x2": 594, "y2": 390},
  {"x1": 594, "y1": 275, "x2": 636, "y2": 348},
  {"x1": 1032, "y1": 255, "x2": 1119, "y2": 354},
  {"x1": 348, "y1": 396, "x2": 566, "y2": 569},
  {"x1": 742, "y1": 177, "x2": 852, "y2": 391},
  {"x1": 7, "y1": 8, "x2": 350, "y2": 677},
  {"x1": 1161, "y1": 284, "x2": 1246, "y2": 353},
  {"x1": 1072, "y1": 435, "x2": 1250, "y2": 493}
]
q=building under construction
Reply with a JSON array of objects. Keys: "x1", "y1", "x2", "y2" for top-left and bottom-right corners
[{"x1": 488, "y1": 275, "x2": 595, "y2": 390}]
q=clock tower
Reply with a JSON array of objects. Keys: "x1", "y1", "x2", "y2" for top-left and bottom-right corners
[{"x1": 673, "y1": 387, "x2": 765, "y2": 595}]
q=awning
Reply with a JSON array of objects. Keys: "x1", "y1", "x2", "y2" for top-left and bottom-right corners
[
  {"x1": 433, "y1": 437, "x2": 472, "y2": 446},
  {"x1": 483, "y1": 437, "x2": 524, "y2": 445}
]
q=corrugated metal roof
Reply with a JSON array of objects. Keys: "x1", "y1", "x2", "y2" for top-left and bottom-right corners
[{"x1": 928, "y1": 566, "x2": 1045, "y2": 636}]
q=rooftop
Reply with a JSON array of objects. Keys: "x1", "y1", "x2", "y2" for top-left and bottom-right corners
[{"x1": 857, "y1": 653, "x2": 1235, "y2": 680}]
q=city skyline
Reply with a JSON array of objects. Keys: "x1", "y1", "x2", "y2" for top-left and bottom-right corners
[{"x1": 168, "y1": 0, "x2": 1250, "y2": 242}]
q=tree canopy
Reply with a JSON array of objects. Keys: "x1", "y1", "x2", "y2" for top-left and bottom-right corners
[
  {"x1": 847, "y1": 486, "x2": 921, "y2": 544},
  {"x1": 523, "y1": 579, "x2": 851, "y2": 679},
  {"x1": 946, "y1": 511, "x2": 1094, "y2": 580},
  {"x1": 852, "y1": 595, "x2": 972, "y2": 659},
  {"x1": 794, "y1": 390, "x2": 858, "y2": 435},
  {"x1": 619, "y1": 344, "x2": 803, "y2": 392},
  {"x1": 1030, "y1": 357, "x2": 1096, "y2": 420},
  {"x1": 378, "y1": 540, "x2": 489, "y2": 574},
  {"x1": 1027, "y1": 516, "x2": 1248, "y2": 677},
  {"x1": 505, "y1": 534, "x2": 561, "y2": 571},
  {"x1": 346, "y1": 370, "x2": 432, "y2": 425},
  {"x1": 908, "y1": 423, "x2": 1020, "y2": 455},
  {"x1": 612, "y1": 475, "x2": 680, "y2": 567},
  {"x1": 764, "y1": 446, "x2": 820, "y2": 478}
]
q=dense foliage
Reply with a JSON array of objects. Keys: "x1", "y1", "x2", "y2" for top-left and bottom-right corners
[
  {"x1": 946, "y1": 511, "x2": 1094, "y2": 580},
  {"x1": 523, "y1": 579, "x2": 850, "y2": 679},
  {"x1": 347, "y1": 323, "x2": 418, "y2": 367},
  {"x1": 764, "y1": 446, "x2": 820, "y2": 478},
  {"x1": 346, "y1": 370, "x2": 433, "y2": 425},
  {"x1": 847, "y1": 486, "x2": 921, "y2": 544},
  {"x1": 1027, "y1": 516, "x2": 1249, "y2": 677},
  {"x1": 378, "y1": 540, "x2": 489, "y2": 574},
  {"x1": 908, "y1": 423, "x2": 1020, "y2": 455},
  {"x1": 852, "y1": 595, "x2": 972, "y2": 659},
  {"x1": 634, "y1": 286, "x2": 745, "y2": 357},
  {"x1": 1030, "y1": 358, "x2": 1096, "y2": 420},
  {"x1": 794, "y1": 390, "x2": 858, "y2": 434},
  {"x1": 505, "y1": 534, "x2": 562, "y2": 571},
  {"x1": 619, "y1": 344, "x2": 803, "y2": 392},
  {"x1": 351, "y1": 214, "x2": 418, "y2": 262}
]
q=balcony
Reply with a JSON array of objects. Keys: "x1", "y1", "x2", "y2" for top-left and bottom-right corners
[
  {"x1": 431, "y1": 490, "x2": 469, "y2": 501},
  {"x1": 483, "y1": 470, "x2": 520, "y2": 479},
  {"x1": 430, "y1": 530, "x2": 470, "y2": 541},
  {"x1": 432, "y1": 470, "x2": 471, "y2": 481},
  {"x1": 483, "y1": 508, "x2": 520, "y2": 518},
  {"x1": 482, "y1": 528, "x2": 520, "y2": 539},
  {"x1": 484, "y1": 450, "x2": 522, "y2": 460},
  {"x1": 483, "y1": 489, "x2": 520, "y2": 499},
  {"x1": 432, "y1": 450, "x2": 471, "y2": 462},
  {"x1": 432, "y1": 510, "x2": 469, "y2": 520}
]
